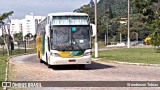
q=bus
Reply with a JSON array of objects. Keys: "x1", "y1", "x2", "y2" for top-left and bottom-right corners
[{"x1": 36, "y1": 12, "x2": 95, "y2": 68}]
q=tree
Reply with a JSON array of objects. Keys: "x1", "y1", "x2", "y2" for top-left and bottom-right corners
[
  {"x1": 130, "y1": 14, "x2": 152, "y2": 41},
  {"x1": 0, "y1": 11, "x2": 14, "y2": 55},
  {"x1": 0, "y1": 11, "x2": 14, "y2": 23},
  {"x1": 13, "y1": 32, "x2": 23, "y2": 42},
  {"x1": 108, "y1": 5, "x2": 113, "y2": 19},
  {"x1": 74, "y1": 4, "x2": 94, "y2": 23},
  {"x1": 134, "y1": 0, "x2": 157, "y2": 23},
  {"x1": 74, "y1": 0, "x2": 158, "y2": 42},
  {"x1": 150, "y1": 19, "x2": 160, "y2": 47},
  {"x1": 134, "y1": 0, "x2": 160, "y2": 50},
  {"x1": 0, "y1": 36, "x2": 5, "y2": 45},
  {"x1": 117, "y1": 24, "x2": 127, "y2": 41},
  {"x1": 90, "y1": 0, "x2": 94, "y2": 14},
  {"x1": 24, "y1": 33, "x2": 33, "y2": 40}
]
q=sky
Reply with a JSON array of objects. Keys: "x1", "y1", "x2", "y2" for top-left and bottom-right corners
[{"x1": 0, "y1": 0, "x2": 99, "y2": 19}]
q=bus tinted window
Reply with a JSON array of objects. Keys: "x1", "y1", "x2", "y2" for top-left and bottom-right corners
[{"x1": 51, "y1": 25, "x2": 91, "y2": 51}]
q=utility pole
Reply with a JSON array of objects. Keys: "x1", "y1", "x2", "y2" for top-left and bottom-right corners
[
  {"x1": 120, "y1": 33, "x2": 122, "y2": 43},
  {"x1": 94, "y1": 0, "x2": 98, "y2": 58},
  {"x1": 127, "y1": 0, "x2": 130, "y2": 48},
  {"x1": 106, "y1": 20, "x2": 108, "y2": 46}
]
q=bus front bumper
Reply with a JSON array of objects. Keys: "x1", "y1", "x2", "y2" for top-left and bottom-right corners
[{"x1": 49, "y1": 56, "x2": 92, "y2": 65}]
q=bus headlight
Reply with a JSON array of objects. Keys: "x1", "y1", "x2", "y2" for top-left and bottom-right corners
[
  {"x1": 84, "y1": 52, "x2": 92, "y2": 56},
  {"x1": 50, "y1": 52, "x2": 61, "y2": 57}
]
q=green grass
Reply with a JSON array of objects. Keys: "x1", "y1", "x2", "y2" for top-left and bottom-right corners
[
  {"x1": 18, "y1": 43, "x2": 36, "y2": 48},
  {"x1": 0, "y1": 56, "x2": 7, "y2": 90},
  {"x1": 0, "y1": 56, "x2": 7, "y2": 81},
  {"x1": 93, "y1": 48, "x2": 160, "y2": 64},
  {"x1": 0, "y1": 48, "x2": 36, "y2": 56},
  {"x1": 0, "y1": 48, "x2": 36, "y2": 90}
]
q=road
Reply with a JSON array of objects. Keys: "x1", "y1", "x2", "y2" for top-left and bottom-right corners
[{"x1": 8, "y1": 54, "x2": 160, "y2": 90}]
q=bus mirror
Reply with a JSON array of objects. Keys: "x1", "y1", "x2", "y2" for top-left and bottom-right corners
[
  {"x1": 45, "y1": 24, "x2": 50, "y2": 36},
  {"x1": 90, "y1": 24, "x2": 96, "y2": 37}
]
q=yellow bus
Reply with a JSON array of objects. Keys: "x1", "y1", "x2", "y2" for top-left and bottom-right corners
[{"x1": 36, "y1": 12, "x2": 95, "y2": 68}]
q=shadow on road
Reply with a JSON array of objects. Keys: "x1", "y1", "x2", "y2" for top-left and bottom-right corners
[
  {"x1": 48, "y1": 61, "x2": 115, "y2": 70},
  {"x1": 86, "y1": 61, "x2": 115, "y2": 70}
]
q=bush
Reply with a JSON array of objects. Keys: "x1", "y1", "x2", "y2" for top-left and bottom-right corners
[{"x1": 0, "y1": 38, "x2": 4, "y2": 45}]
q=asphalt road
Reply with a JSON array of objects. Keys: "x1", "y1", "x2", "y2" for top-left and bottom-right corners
[{"x1": 8, "y1": 54, "x2": 160, "y2": 90}]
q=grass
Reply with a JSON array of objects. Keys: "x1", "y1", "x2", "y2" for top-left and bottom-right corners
[
  {"x1": 0, "y1": 56, "x2": 7, "y2": 81},
  {"x1": 93, "y1": 48, "x2": 160, "y2": 64},
  {"x1": 0, "y1": 48, "x2": 36, "y2": 90},
  {"x1": 18, "y1": 43, "x2": 36, "y2": 48},
  {"x1": 0, "y1": 56, "x2": 7, "y2": 90}
]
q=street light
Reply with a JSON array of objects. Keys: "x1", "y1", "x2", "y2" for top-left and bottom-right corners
[
  {"x1": 127, "y1": 0, "x2": 130, "y2": 48},
  {"x1": 94, "y1": 0, "x2": 98, "y2": 58}
]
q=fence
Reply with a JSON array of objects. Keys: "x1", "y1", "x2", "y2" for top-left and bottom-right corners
[{"x1": 0, "y1": 40, "x2": 36, "y2": 56}]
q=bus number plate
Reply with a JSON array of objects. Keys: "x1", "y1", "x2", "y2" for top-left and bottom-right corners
[{"x1": 69, "y1": 59, "x2": 76, "y2": 62}]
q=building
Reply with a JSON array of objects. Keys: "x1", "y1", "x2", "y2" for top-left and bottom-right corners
[
  {"x1": 0, "y1": 23, "x2": 10, "y2": 36},
  {"x1": 120, "y1": 18, "x2": 127, "y2": 24},
  {"x1": 10, "y1": 19, "x2": 22, "y2": 36},
  {"x1": 22, "y1": 13, "x2": 45, "y2": 40},
  {"x1": 10, "y1": 13, "x2": 45, "y2": 40}
]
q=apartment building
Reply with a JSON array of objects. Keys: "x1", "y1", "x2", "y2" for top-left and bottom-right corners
[
  {"x1": 10, "y1": 19, "x2": 22, "y2": 36},
  {"x1": 10, "y1": 13, "x2": 45, "y2": 40}
]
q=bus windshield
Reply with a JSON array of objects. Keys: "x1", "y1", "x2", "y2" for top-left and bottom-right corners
[{"x1": 51, "y1": 25, "x2": 91, "y2": 51}]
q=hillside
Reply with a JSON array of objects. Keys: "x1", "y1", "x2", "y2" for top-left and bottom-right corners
[
  {"x1": 97, "y1": 0, "x2": 128, "y2": 18},
  {"x1": 74, "y1": 0, "x2": 160, "y2": 44},
  {"x1": 74, "y1": 0, "x2": 129, "y2": 18}
]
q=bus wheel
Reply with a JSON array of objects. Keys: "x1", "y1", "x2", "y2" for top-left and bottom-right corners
[
  {"x1": 47, "y1": 63, "x2": 52, "y2": 68},
  {"x1": 46, "y1": 54, "x2": 52, "y2": 68},
  {"x1": 40, "y1": 59, "x2": 43, "y2": 63},
  {"x1": 78, "y1": 64, "x2": 85, "y2": 69},
  {"x1": 38, "y1": 52, "x2": 43, "y2": 63}
]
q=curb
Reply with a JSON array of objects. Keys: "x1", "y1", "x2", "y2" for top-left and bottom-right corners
[
  {"x1": 92, "y1": 58, "x2": 102, "y2": 61},
  {"x1": 113, "y1": 61, "x2": 160, "y2": 67},
  {"x1": 93, "y1": 58, "x2": 160, "y2": 67},
  {"x1": 5, "y1": 57, "x2": 12, "y2": 81},
  {"x1": 3, "y1": 57, "x2": 12, "y2": 90},
  {"x1": 4, "y1": 53, "x2": 36, "y2": 90}
]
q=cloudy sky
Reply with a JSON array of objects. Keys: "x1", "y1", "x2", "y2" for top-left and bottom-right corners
[{"x1": 0, "y1": 0, "x2": 100, "y2": 19}]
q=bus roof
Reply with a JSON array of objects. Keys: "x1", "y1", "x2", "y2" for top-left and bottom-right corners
[{"x1": 48, "y1": 12, "x2": 89, "y2": 17}]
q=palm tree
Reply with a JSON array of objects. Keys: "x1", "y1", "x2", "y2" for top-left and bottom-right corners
[{"x1": 0, "y1": 11, "x2": 14, "y2": 55}]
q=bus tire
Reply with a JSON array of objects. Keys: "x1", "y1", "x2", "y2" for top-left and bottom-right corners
[
  {"x1": 78, "y1": 64, "x2": 85, "y2": 69},
  {"x1": 46, "y1": 54, "x2": 52, "y2": 68},
  {"x1": 38, "y1": 52, "x2": 43, "y2": 63},
  {"x1": 40, "y1": 59, "x2": 43, "y2": 63},
  {"x1": 38, "y1": 51, "x2": 40, "y2": 58}
]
